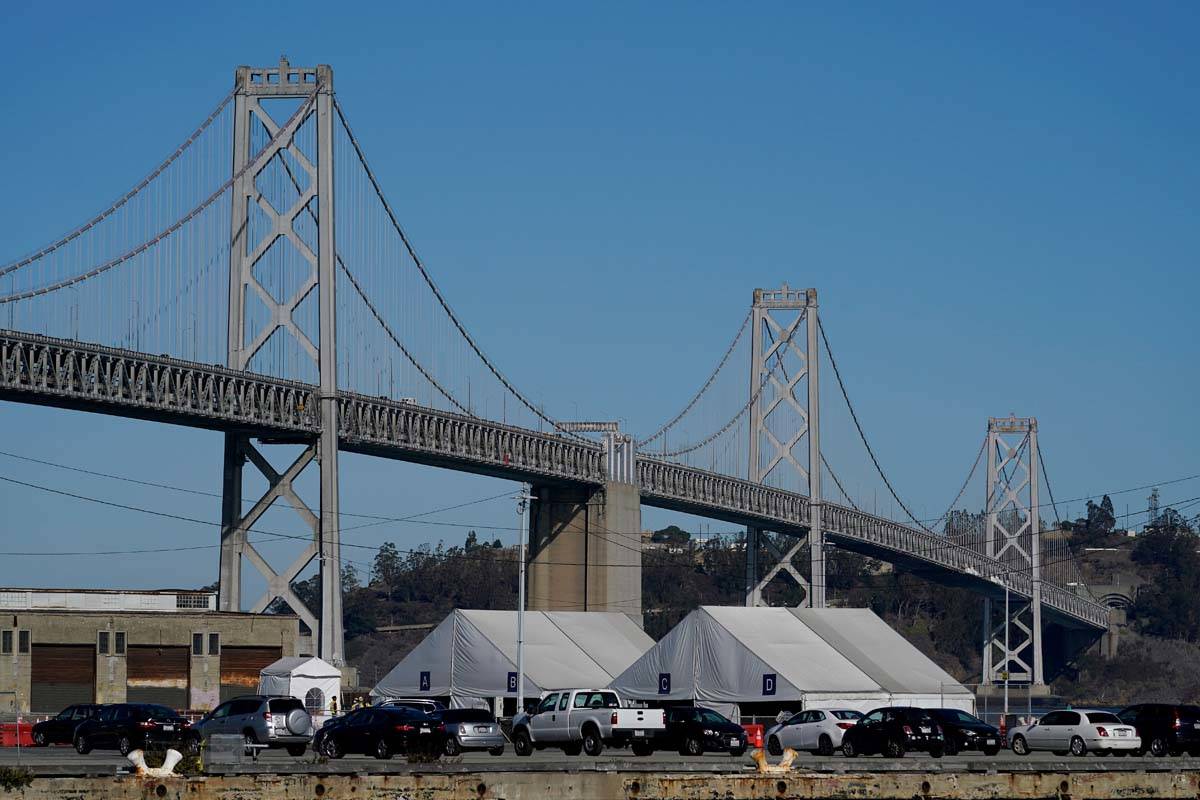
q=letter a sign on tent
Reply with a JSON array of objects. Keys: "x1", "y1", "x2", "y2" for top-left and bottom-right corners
[
  {"x1": 419, "y1": 671, "x2": 431, "y2": 692},
  {"x1": 762, "y1": 673, "x2": 776, "y2": 696}
]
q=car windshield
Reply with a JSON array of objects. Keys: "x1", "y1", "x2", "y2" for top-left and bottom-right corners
[
  {"x1": 441, "y1": 709, "x2": 494, "y2": 723},
  {"x1": 1087, "y1": 712, "x2": 1121, "y2": 724},
  {"x1": 832, "y1": 710, "x2": 862, "y2": 721},
  {"x1": 934, "y1": 709, "x2": 981, "y2": 725},
  {"x1": 698, "y1": 709, "x2": 729, "y2": 725},
  {"x1": 140, "y1": 705, "x2": 177, "y2": 720}
]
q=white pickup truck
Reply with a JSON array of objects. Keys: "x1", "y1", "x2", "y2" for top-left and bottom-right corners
[{"x1": 510, "y1": 689, "x2": 665, "y2": 756}]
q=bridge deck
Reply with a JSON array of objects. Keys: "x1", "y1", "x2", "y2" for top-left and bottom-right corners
[{"x1": 0, "y1": 330, "x2": 1107, "y2": 630}]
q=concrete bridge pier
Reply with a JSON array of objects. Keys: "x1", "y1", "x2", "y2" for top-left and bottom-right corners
[{"x1": 526, "y1": 481, "x2": 643, "y2": 626}]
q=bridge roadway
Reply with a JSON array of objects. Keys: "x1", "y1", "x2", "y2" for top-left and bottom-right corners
[{"x1": 0, "y1": 330, "x2": 1107, "y2": 631}]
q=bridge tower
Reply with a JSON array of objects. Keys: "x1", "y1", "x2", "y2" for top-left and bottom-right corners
[
  {"x1": 744, "y1": 285, "x2": 823, "y2": 608},
  {"x1": 981, "y1": 415, "x2": 1044, "y2": 687},
  {"x1": 218, "y1": 59, "x2": 344, "y2": 665}
]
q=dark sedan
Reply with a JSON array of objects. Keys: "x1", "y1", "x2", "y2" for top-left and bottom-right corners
[
  {"x1": 73, "y1": 703, "x2": 193, "y2": 755},
  {"x1": 660, "y1": 706, "x2": 748, "y2": 757},
  {"x1": 32, "y1": 704, "x2": 101, "y2": 746},
  {"x1": 314, "y1": 706, "x2": 443, "y2": 760},
  {"x1": 926, "y1": 708, "x2": 1001, "y2": 755},
  {"x1": 841, "y1": 707, "x2": 944, "y2": 758}
]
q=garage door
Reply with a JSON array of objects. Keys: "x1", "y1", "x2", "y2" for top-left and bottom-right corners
[
  {"x1": 220, "y1": 646, "x2": 280, "y2": 702},
  {"x1": 31, "y1": 645, "x2": 94, "y2": 714},
  {"x1": 127, "y1": 646, "x2": 189, "y2": 709}
]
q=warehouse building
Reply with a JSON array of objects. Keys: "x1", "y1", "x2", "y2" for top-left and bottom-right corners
[{"x1": 0, "y1": 589, "x2": 301, "y2": 714}]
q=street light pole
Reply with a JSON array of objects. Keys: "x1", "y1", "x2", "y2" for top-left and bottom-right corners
[
  {"x1": 516, "y1": 485, "x2": 532, "y2": 715},
  {"x1": 1004, "y1": 578, "x2": 1010, "y2": 718}
]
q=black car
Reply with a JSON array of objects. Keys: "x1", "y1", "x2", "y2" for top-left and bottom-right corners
[
  {"x1": 840, "y1": 707, "x2": 944, "y2": 758},
  {"x1": 31, "y1": 704, "x2": 101, "y2": 746},
  {"x1": 926, "y1": 708, "x2": 1001, "y2": 756},
  {"x1": 73, "y1": 703, "x2": 193, "y2": 755},
  {"x1": 314, "y1": 706, "x2": 444, "y2": 760},
  {"x1": 1117, "y1": 703, "x2": 1200, "y2": 757},
  {"x1": 660, "y1": 706, "x2": 748, "y2": 757}
]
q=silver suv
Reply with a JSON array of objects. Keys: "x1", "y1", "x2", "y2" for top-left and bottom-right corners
[{"x1": 193, "y1": 695, "x2": 313, "y2": 756}]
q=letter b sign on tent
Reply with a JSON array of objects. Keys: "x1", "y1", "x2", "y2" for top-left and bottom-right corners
[
  {"x1": 507, "y1": 672, "x2": 519, "y2": 692},
  {"x1": 419, "y1": 671, "x2": 431, "y2": 692},
  {"x1": 762, "y1": 673, "x2": 776, "y2": 696},
  {"x1": 658, "y1": 673, "x2": 671, "y2": 695}
]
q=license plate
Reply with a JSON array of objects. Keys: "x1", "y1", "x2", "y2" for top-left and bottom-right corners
[
  {"x1": 1117, "y1": 730, "x2": 1128, "y2": 737},
  {"x1": 986, "y1": 738, "x2": 996, "y2": 745},
  {"x1": 634, "y1": 729, "x2": 646, "y2": 737},
  {"x1": 730, "y1": 737, "x2": 739, "y2": 747},
  {"x1": 920, "y1": 727, "x2": 931, "y2": 734},
  {"x1": 420, "y1": 727, "x2": 431, "y2": 734},
  {"x1": 162, "y1": 725, "x2": 174, "y2": 732},
  {"x1": 475, "y1": 726, "x2": 490, "y2": 733}
]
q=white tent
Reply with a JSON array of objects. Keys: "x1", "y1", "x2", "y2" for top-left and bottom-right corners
[
  {"x1": 609, "y1": 606, "x2": 973, "y2": 719},
  {"x1": 371, "y1": 610, "x2": 654, "y2": 709},
  {"x1": 258, "y1": 656, "x2": 342, "y2": 716}
]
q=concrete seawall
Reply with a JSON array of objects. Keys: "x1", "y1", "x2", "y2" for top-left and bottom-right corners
[{"x1": 6, "y1": 768, "x2": 1200, "y2": 800}]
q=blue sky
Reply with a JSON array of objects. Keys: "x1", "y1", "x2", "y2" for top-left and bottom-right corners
[{"x1": 1, "y1": 1, "x2": 1197, "y2": 594}]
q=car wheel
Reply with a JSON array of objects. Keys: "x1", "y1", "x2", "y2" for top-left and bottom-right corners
[
  {"x1": 512, "y1": 729, "x2": 533, "y2": 757},
  {"x1": 1070, "y1": 736, "x2": 1087, "y2": 757},
  {"x1": 942, "y1": 737, "x2": 958, "y2": 757},
  {"x1": 767, "y1": 735, "x2": 783, "y2": 757},
  {"x1": 818, "y1": 734, "x2": 834, "y2": 757},
  {"x1": 930, "y1": 744, "x2": 944, "y2": 759},
  {"x1": 1011, "y1": 735, "x2": 1029, "y2": 756},
  {"x1": 489, "y1": 745, "x2": 505, "y2": 756},
  {"x1": 443, "y1": 736, "x2": 461, "y2": 757},
  {"x1": 729, "y1": 744, "x2": 747, "y2": 757},
  {"x1": 1150, "y1": 736, "x2": 1169, "y2": 757},
  {"x1": 884, "y1": 737, "x2": 906, "y2": 758},
  {"x1": 32, "y1": 731, "x2": 46, "y2": 747},
  {"x1": 74, "y1": 735, "x2": 92, "y2": 755},
  {"x1": 374, "y1": 738, "x2": 392, "y2": 760},
  {"x1": 286, "y1": 743, "x2": 306, "y2": 757},
  {"x1": 582, "y1": 726, "x2": 605, "y2": 757},
  {"x1": 842, "y1": 738, "x2": 859, "y2": 758},
  {"x1": 117, "y1": 735, "x2": 133, "y2": 756},
  {"x1": 631, "y1": 740, "x2": 654, "y2": 757},
  {"x1": 684, "y1": 736, "x2": 703, "y2": 757},
  {"x1": 983, "y1": 746, "x2": 1000, "y2": 756},
  {"x1": 323, "y1": 736, "x2": 344, "y2": 759}
]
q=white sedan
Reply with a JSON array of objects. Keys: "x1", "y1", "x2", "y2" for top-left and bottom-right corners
[
  {"x1": 1009, "y1": 709, "x2": 1140, "y2": 756},
  {"x1": 765, "y1": 709, "x2": 863, "y2": 756}
]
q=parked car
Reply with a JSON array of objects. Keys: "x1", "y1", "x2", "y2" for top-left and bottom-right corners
[
  {"x1": 925, "y1": 708, "x2": 1002, "y2": 756},
  {"x1": 31, "y1": 704, "x2": 102, "y2": 746},
  {"x1": 313, "y1": 706, "x2": 443, "y2": 759},
  {"x1": 840, "y1": 707, "x2": 945, "y2": 758},
  {"x1": 376, "y1": 698, "x2": 447, "y2": 714},
  {"x1": 765, "y1": 708, "x2": 861, "y2": 756},
  {"x1": 510, "y1": 689, "x2": 666, "y2": 757},
  {"x1": 73, "y1": 704, "x2": 193, "y2": 756},
  {"x1": 191, "y1": 695, "x2": 313, "y2": 756},
  {"x1": 1116, "y1": 704, "x2": 1200, "y2": 757},
  {"x1": 655, "y1": 706, "x2": 747, "y2": 757},
  {"x1": 435, "y1": 708, "x2": 506, "y2": 756},
  {"x1": 1009, "y1": 709, "x2": 1140, "y2": 757}
]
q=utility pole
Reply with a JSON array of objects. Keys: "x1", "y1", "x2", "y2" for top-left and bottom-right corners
[{"x1": 516, "y1": 484, "x2": 533, "y2": 714}]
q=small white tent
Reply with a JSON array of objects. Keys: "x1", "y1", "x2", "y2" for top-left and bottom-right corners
[
  {"x1": 371, "y1": 610, "x2": 654, "y2": 710},
  {"x1": 258, "y1": 656, "x2": 342, "y2": 715},
  {"x1": 609, "y1": 606, "x2": 973, "y2": 719}
]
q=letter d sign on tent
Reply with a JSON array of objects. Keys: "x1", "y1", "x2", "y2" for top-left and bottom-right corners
[
  {"x1": 658, "y1": 673, "x2": 671, "y2": 695},
  {"x1": 762, "y1": 673, "x2": 776, "y2": 696},
  {"x1": 507, "y1": 672, "x2": 519, "y2": 692},
  {"x1": 419, "y1": 671, "x2": 431, "y2": 692}
]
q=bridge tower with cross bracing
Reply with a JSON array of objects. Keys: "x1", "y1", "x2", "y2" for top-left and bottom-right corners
[
  {"x1": 217, "y1": 59, "x2": 345, "y2": 665},
  {"x1": 744, "y1": 285, "x2": 824, "y2": 608}
]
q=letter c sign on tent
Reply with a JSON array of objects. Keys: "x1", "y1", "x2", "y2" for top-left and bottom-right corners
[
  {"x1": 762, "y1": 673, "x2": 776, "y2": 696},
  {"x1": 419, "y1": 671, "x2": 431, "y2": 692},
  {"x1": 507, "y1": 672, "x2": 519, "y2": 692},
  {"x1": 658, "y1": 673, "x2": 671, "y2": 695}
]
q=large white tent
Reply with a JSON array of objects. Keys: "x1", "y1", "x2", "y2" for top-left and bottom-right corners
[
  {"x1": 609, "y1": 606, "x2": 973, "y2": 719},
  {"x1": 258, "y1": 656, "x2": 342, "y2": 715},
  {"x1": 371, "y1": 610, "x2": 654, "y2": 709}
]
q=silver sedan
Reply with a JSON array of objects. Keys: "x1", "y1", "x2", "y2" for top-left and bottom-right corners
[
  {"x1": 1009, "y1": 709, "x2": 1140, "y2": 757},
  {"x1": 765, "y1": 709, "x2": 863, "y2": 756}
]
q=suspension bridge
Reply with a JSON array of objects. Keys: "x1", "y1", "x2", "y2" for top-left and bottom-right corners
[{"x1": 0, "y1": 60, "x2": 1107, "y2": 686}]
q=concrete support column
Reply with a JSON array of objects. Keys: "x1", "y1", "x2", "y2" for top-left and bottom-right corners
[{"x1": 527, "y1": 482, "x2": 643, "y2": 625}]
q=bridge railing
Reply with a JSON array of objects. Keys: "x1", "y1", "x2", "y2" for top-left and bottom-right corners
[{"x1": 637, "y1": 456, "x2": 811, "y2": 528}]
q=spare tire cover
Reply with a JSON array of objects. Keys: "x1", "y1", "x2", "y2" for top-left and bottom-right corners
[{"x1": 285, "y1": 709, "x2": 312, "y2": 735}]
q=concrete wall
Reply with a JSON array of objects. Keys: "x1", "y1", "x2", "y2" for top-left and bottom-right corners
[
  {"x1": 0, "y1": 611, "x2": 299, "y2": 713},
  {"x1": 527, "y1": 481, "x2": 642, "y2": 624}
]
